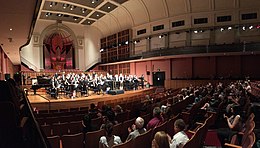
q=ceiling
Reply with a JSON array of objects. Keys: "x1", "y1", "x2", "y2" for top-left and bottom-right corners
[
  {"x1": 0, "y1": 0, "x2": 38, "y2": 65},
  {"x1": 1, "y1": 0, "x2": 259, "y2": 65}
]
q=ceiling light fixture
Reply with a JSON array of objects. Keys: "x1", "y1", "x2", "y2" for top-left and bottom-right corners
[
  {"x1": 249, "y1": 25, "x2": 253, "y2": 30},
  {"x1": 9, "y1": 28, "x2": 13, "y2": 31},
  {"x1": 70, "y1": 5, "x2": 75, "y2": 11},
  {"x1": 108, "y1": 6, "x2": 111, "y2": 9},
  {"x1": 228, "y1": 27, "x2": 232, "y2": 30},
  {"x1": 82, "y1": 8, "x2": 85, "y2": 13},
  {"x1": 194, "y1": 30, "x2": 198, "y2": 34},
  {"x1": 242, "y1": 26, "x2": 246, "y2": 31},
  {"x1": 220, "y1": 28, "x2": 224, "y2": 32},
  {"x1": 96, "y1": 14, "x2": 99, "y2": 17},
  {"x1": 63, "y1": 3, "x2": 68, "y2": 9}
]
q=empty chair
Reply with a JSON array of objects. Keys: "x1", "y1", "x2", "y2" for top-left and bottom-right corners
[
  {"x1": 52, "y1": 122, "x2": 69, "y2": 136},
  {"x1": 69, "y1": 121, "x2": 83, "y2": 134},
  {"x1": 85, "y1": 129, "x2": 105, "y2": 148},
  {"x1": 61, "y1": 133, "x2": 84, "y2": 148},
  {"x1": 41, "y1": 124, "x2": 52, "y2": 137},
  {"x1": 47, "y1": 135, "x2": 60, "y2": 148},
  {"x1": 225, "y1": 132, "x2": 255, "y2": 148}
]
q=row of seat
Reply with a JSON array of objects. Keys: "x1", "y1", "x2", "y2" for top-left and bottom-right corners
[{"x1": 47, "y1": 114, "x2": 180, "y2": 148}]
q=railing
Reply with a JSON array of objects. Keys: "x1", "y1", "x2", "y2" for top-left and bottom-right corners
[
  {"x1": 140, "y1": 42, "x2": 260, "y2": 59},
  {"x1": 21, "y1": 56, "x2": 39, "y2": 71}
]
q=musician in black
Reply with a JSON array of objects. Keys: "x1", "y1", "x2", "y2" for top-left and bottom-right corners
[
  {"x1": 51, "y1": 75, "x2": 61, "y2": 99},
  {"x1": 139, "y1": 74, "x2": 145, "y2": 89}
]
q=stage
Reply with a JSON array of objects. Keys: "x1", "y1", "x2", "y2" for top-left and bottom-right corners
[{"x1": 28, "y1": 88, "x2": 154, "y2": 111}]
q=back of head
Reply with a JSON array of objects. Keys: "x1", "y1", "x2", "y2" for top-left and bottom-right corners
[
  {"x1": 174, "y1": 119, "x2": 186, "y2": 132},
  {"x1": 135, "y1": 117, "x2": 144, "y2": 129},
  {"x1": 153, "y1": 107, "x2": 161, "y2": 117},
  {"x1": 105, "y1": 122, "x2": 114, "y2": 136},
  {"x1": 153, "y1": 131, "x2": 170, "y2": 148}
]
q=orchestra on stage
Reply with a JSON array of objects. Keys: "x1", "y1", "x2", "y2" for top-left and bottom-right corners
[{"x1": 46, "y1": 72, "x2": 146, "y2": 99}]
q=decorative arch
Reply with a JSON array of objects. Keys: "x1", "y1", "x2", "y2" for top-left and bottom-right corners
[{"x1": 39, "y1": 23, "x2": 79, "y2": 70}]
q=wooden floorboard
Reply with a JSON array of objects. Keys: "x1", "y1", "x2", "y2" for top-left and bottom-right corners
[{"x1": 28, "y1": 88, "x2": 154, "y2": 110}]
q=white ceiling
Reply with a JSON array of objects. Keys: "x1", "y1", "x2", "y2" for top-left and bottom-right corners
[{"x1": 1, "y1": 0, "x2": 259, "y2": 65}]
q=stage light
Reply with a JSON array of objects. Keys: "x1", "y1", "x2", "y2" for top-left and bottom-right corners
[
  {"x1": 194, "y1": 30, "x2": 198, "y2": 34},
  {"x1": 249, "y1": 25, "x2": 253, "y2": 30},
  {"x1": 242, "y1": 26, "x2": 246, "y2": 31},
  {"x1": 125, "y1": 41, "x2": 129, "y2": 45},
  {"x1": 228, "y1": 27, "x2": 232, "y2": 30},
  {"x1": 220, "y1": 28, "x2": 224, "y2": 32}
]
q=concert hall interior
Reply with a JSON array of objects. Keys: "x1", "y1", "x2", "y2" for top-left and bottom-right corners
[{"x1": 0, "y1": 0, "x2": 260, "y2": 148}]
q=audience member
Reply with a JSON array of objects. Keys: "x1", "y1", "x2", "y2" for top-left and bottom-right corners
[
  {"x1": 89, "y1": 103, "x2": 100, "y2": 119},
  {"x1": 152, "y1": 131, "x2": 170, "y2": 148},
  {"x1": 217, "y1": 105, "x2": 243, "y2": 147},
  {"x1": 126, "y1": 117, "x2": 146, "y2": 141},
  {"x1": 99, "y1": 122, "x2": 122, "y2": 148},
  {"x1": 170, "y1": 119, "x2": 189, "y2": 148},
  {"x1": 147, "y1": 107, "x2": 164, "y2": 130}
]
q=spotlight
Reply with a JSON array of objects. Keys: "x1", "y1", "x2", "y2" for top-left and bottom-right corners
[
  {"x1": 125, "y1": 41, "x2": 129, "y2": 45},
  {"x1": 220, "y1": 28, "x2": 224, "y2": 32},
  {"x1": 242, "y1": 26, "x2": 246, "y2": 31},
  {"x1": 63, "y1": 3, "x2": 68, "y2": 9},
  {"x1": 194, "y1": 30, "x2": 198, "y2": 34},
  {"x1": 134, "y1": 41, "x2": 137, "y2": 44},
  {"x1": 146, "y1": 36, "x2": 151, "y2": 40},
  {"x1": 82, "y1": 8, "x2": 86, "y2": 14},
  {"x1": 70, "y1": 5, "x2": 75, "y2": 11},
  {"x1": 249, "y1": 25, "x2": 253, "y2": 30},
  {"x1": 159, "y1": 35, "x2": 163, "y2": 38},
  {"x1": 228, "y1": 27, "x2": 232, "y2": 30},
  {"x1": 100, "y1": 48, "x2": 104, "y2": 52}
]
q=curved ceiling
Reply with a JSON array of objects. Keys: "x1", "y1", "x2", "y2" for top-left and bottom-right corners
[
  {"x1": 38, "y1": 0, "x2": 260, "y2": 37},
  {"x1": 1, "y1": 0, "x2": 260, "y2": 65}
]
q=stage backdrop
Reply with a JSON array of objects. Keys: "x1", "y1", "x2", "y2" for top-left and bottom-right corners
[{"x1": 43, "y1": 31, "x2": 75, "y2": 70}]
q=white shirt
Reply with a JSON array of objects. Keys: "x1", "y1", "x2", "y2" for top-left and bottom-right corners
[
  {"x1": 170, "y1": 131, "x2": 189, "y2": 148},
  {"x1": 99, "y1": 135, "x2": 122, "y2": 148}
]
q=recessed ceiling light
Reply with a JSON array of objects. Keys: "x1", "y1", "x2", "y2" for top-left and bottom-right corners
[
  {"x1": 91, "y1": 1, "x2": 95, "y2": 3},
  {"x1": 9, "y1": 28, "x2": 13, "y2": 31},
  {"x1": 108, "y1": 6, "x2": 111, "y2": 9},
  {"x1": 96, "y1": 14, "x2": 99, "y2": 17},
  {"x1": 88, "y1": 21, "x2": 91, "y2": 24}
]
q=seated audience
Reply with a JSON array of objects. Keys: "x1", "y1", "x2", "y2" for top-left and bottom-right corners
[
  {"x1": 126, "y1": 117, "x2": 146, "y2": 141},
  {"x1": 152, "y1": 131, "x2": 170, "y2": 148},
  {"x1": 89, "y1": 103, "x2": 100, "y2": 119},
  {"x1": 147, "y1": 107, "x2": 164, "y2": 130},
  {"x1": 99, "y1": 122, "x2": 122, "y2": 148},
  {"x1": 114, "y1": 105, "x2": 123, "y2": 116},
  {"x1": 170, "y1": 119, "x2": 189, "y2": 148}
]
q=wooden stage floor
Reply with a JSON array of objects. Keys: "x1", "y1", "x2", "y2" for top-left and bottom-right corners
[{"x1": 28, "y1": 88, "x2": 154, "y2": 110}]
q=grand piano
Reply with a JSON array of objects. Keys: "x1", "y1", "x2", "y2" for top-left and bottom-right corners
[{"x1": 31, "y1": 76, "x2": 51, "y2": 95}]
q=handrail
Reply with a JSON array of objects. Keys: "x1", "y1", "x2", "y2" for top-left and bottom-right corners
[{"x1": 22, "y1": 89, "x2": 50, "y2": 148}]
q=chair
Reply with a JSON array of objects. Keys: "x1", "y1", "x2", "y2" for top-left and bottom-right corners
[
  {"x1": 47, "y1": 135, "x2": 60, "y2": 148},
  {"x1": 152, "y1": 121, "x2": 167, "y2": 137},
  {"x1": 113, "y1": 123, "x2": 123, "y2": 137},
  {"x1": 167, "y1": 114, "x2": 179, "y2": 137},
  {"x1": 52, "y1": 122, "x2": 69, "y2": 136},
  {"x1": 61, "y1": 133, "x2": 84, "y2": 148},
  {"x1": 69, "y1": 121, "x2": 83, "y2": 134},
  {"x1": 91, "y1": 116, "x2": 102, "y2": 131},
  {"x1": 115, "y1": 111, "x2": 129, "y2": 123},
  {"x1": 85, "y1": 129, "x2": 105, "y2": 148},
  {"x1": 133, "y1": 129, "x2": 153, "y2": 148},
  {"x1": 111, "y1": 138, "x2": 134, "y2": 148},
  {"x1": 121, "y1": 118, "x2": 136, "y2": 142},
  {"x1": 225, "y1": 132, "x2": 255, "y2": 148},
  {"x1": 41, "y1": 124, "x2": 52, "y2": 137}
]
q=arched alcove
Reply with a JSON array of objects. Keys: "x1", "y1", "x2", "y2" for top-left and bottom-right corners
[{"x1": 39, "y1": 23, "x2": 79, "y2": 70}]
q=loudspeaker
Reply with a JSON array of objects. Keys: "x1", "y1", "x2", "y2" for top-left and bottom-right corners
[
  {"x1": 108, "y1": 90, "x2": 124, "y2": 95},
  {"x1": 5, "y1": 74, "x2": 10, "y2": 80},
  {"x1": 146, "y1": 71, "x2": 150, "y2": 75}
]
